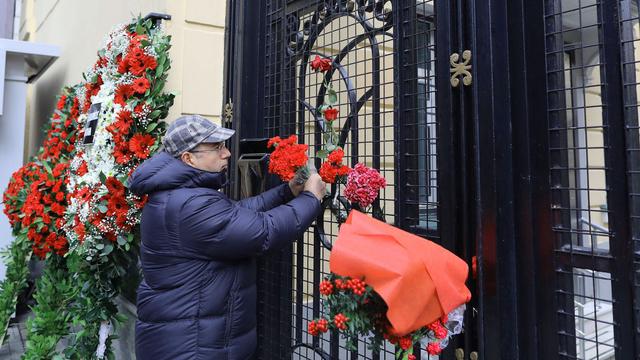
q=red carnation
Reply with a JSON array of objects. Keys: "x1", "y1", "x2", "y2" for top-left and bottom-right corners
[
  {"x1": 399, "y1": 336, "x2": 413, "y2": 350},
  {"x1": 267, "y1": 135, "x2": 308, "y2": 181},
  {"x1": 323, "y1": 107, "x2": 339, "y2": 122},
  {"x1": 344, "y1": 163, "x2": 386, "y2": 208},
  {"x1": 426, "y1": 342, "x2": 442, "y2": 355},
  {"x1": 311, "y1": 55, "x2": 332, "y2": 72},
  {"x1": 319, "y1": 148, "x2": 350, "y2": 184}
]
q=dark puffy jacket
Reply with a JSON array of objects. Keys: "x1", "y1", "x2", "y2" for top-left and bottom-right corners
[{"x1": 129, "y1": 151, "x2": 321, "y2": 360}]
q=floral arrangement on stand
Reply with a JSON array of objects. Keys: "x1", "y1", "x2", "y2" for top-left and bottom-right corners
[
  {"x1": 0, "y1": 86, "x2": 81, "y2": 352},
  {"x1": 268, "y1": 54, "x2": 470, "y2": 359},
  {"x1": 62, "y1": 17, "x2": 173, "y2": 359},
  {"x1": 0, "y1": 16, "x2": 174, "y2": 359}
]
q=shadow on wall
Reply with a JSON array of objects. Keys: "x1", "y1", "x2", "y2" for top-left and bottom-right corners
[{"x1": 31, "y1": 67, "x2": 67, "y2": 156}]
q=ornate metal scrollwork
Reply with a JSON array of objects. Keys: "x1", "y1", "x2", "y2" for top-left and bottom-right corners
[
  {"x1": 450, "y1": 50, "x2": 472, "y2": 87},
  {"x1": 223, "y1": 99, "x2": 233, "y2": 128},
  {"x1": 283, "y1": 0, "x2": 393, "y2": 253},
  {"x1": 223, "y1": 99, "x2": 233, "y2": 122}
]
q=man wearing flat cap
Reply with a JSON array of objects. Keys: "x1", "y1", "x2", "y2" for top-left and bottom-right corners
[{"x1": 129, "y1": 115, "x2": 325, "y2": 360}]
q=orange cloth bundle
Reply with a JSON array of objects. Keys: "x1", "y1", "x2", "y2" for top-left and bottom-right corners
[{"x1": 330, "y1": 211, "x2": 472, "y2": 335}]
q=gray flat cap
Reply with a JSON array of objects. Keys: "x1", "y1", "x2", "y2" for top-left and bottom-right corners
[{"x1": 162, "y1": 115, "x2": 235, "y2": 157}]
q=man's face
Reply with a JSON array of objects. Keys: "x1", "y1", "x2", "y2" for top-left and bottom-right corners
[{"x1": 180, "y1": 142, "x2": 231, "y2": 173}]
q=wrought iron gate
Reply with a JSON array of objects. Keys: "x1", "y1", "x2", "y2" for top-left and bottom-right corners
[
  {"x1": 540, "y1": 0, "x2": 640, "y2": 359},
  {"x1": 223, "y1": 0, "x2": 640, "y2": 359},
  {"x1": 225, "y1": 1, "x2": 479, "y2": 359}
]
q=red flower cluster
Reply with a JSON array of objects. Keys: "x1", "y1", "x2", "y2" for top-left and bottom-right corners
[
  {"x1": 267, "y1": 135, "x2": 309, "y2": 181},
  {"x1": 427, "y1": 319, "x2": 449, "y2": 340},
  {"x1": 308, "y1": 274, "x2": 453, "y2": 357},
  {"x1": 2, "y1": 89, "x2": 83, "y2": 258},
  {"x1": 3, "y1": 162, "x2": 41, "y2": 227},
  {"x1": 398, "y1": 336, "x2": 413, "y2": 350},
  {"x1": 114, "y1": 84, "x2": 134, "y2": 106},
  {"x1": 344, "y1": 163, "x2": 387, "y2": 208},
  {"x1": 113, "y1": 38, "x2": 156, "y2": 106},
  {"x1": 19, "y1": 162, "x2": 70, "y2": 258},
  {"x1": 320, "y1": 276, "x2": 367, "y2": 297},
  {"x1": 117, "y1": 38, "x2": 157, "y2": 76},
  {"x1": 319, "y1": 148, "x2": 350, "y2": 184},
  {"x1": 307, "y1": 318, "x2": 329, "y2": 336},
  {"x1": 83, "y1": 75, "x2": 103, "y2": 112},
  {"x1": 40, "y1": 93, "x2": 80, "y2": 163},
  {"x1": 129, "y1": 133, "x2": 156, "y2": 159},
  {"x1": 426, "y1": 342, "x2": 442, "y2": 355},
  {"x1": 71, "y1": 176, "x2": 147, "y2": 244},
  {"x1": 310, "y1": 55, "x2": 332, "y2": 72},
  {"x1": 106, "y1": 108, "x2": 155, "y2": 163},
  {"x1": 333, "y1": 313, "x2": 349, "y2": 330},
  {"x1": 319, "y1": 279, "x2": 334, "y2": 296},
  {"x1": 103, "y1": 177, "x2": 131, "y2": 233}
]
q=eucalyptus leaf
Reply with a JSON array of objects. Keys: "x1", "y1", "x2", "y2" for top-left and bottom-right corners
[
  {"x1": 327, "y1": 88, "x2": 338, "y2": 105},
  {"x1": 317, "y1": 149, "x2": 330, "y2": 159},
  {"x1": 102, "y1": 244, "x2": 114, "y2": 256}
]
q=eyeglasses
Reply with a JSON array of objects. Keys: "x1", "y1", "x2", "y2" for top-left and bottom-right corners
[{"x1": 190, "y1": 143, "x2": 227, "y2": 153}]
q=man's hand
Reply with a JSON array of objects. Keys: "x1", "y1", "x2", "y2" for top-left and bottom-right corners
[
  {"x1": 288, "y1": 176, "x2": 305, "y2": 197},
  {"x1": 304, "y1": 173, "x2": 326, "y2": 201}
]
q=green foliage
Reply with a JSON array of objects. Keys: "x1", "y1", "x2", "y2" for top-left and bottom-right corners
[
  {"x1": 0, "y1": 233, "x2": 31, "y2": 345},
  {"x1": 23, "y1": 256, "x2": 74, "y2": 359}
]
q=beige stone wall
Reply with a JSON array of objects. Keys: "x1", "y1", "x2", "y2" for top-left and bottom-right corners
[{"x1": 20, "y1": 0, "x2": 228, "y2": 157}]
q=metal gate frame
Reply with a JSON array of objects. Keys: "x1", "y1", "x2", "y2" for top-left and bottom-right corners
[{"x1": 222, "y1": 0, "x2": 638, "y2": 359}]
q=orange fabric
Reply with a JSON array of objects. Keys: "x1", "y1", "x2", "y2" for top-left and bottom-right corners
[{"x1": 330, "y1": 211, "x2": 471, "y2": 336}]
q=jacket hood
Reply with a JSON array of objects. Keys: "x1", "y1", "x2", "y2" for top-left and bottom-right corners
[{"x1": 127, "y1": 151, "x2": 227, "y2": 195}]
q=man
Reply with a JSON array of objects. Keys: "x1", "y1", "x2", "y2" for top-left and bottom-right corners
[{"x1": 129, "y1": 115, "x2": 325, "y2": 359}]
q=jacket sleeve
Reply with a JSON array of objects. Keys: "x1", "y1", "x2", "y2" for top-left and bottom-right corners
[
  {"x1": 236, "y1": 183, "x2": 295, "y2": 211},
  {"x1": 179, "y1": 190, "x2": 320, "y2": 259}
]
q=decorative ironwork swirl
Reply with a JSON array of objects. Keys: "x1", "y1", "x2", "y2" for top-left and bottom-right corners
[
  {"x1": 282, "y1": 2, "x2": 395, "y2": 357},
  {"x1": 285, "y1": 0, "x2": 393, "y2": 253}
]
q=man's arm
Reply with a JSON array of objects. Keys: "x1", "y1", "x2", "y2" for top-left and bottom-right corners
[
  {"x1": 236, "y1": 183, "x2": 295, "y2": 212},
  {"x1": 179, "y1": 190, "x2": 320, "y2": 259}
]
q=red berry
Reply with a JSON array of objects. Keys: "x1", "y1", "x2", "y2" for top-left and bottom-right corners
[
  {"x1": 319, "y1": 280, "x2": 334, "y2": 296},
  {"x1": 334, "y1": 313, "x2": 349, "y2": 330},
  {"x1": 308, "y1": 321, "x2": 319, "y2": 336},
  {"x1": 408, "y1": 355, "x2": 417, "y2": 360},
  {"x1": 317, "y1": 318, "x2": 329, "y2": 333}
]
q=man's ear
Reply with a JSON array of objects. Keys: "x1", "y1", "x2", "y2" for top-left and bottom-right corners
[{"x1": 180, "y1": 152, "x2": 193, "y2": 166}]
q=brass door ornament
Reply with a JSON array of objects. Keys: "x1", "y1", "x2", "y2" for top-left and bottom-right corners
[
  {"x1": 223, "y1": 99, "x2": 234, "y2": 124},
  {"x1": 455, "y1": 348, "x2": 479, "y2": 360},
  {"x1": 450, "y1": 50, "x2": 472, "y2": 87}
]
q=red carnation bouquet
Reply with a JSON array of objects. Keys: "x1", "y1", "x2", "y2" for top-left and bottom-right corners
[
  {"x1": 309, "y1": 211, "x2": 471, "y2": 359},
  {"x1": 267, "y1": 135, "x2": 310, "y2": 183},
  {"x1": 308, "y1": 274, "x2": 461, "y2": 358},
  {"x1": 343, "y1": 163, "x2": 386, "y2": 208}
]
